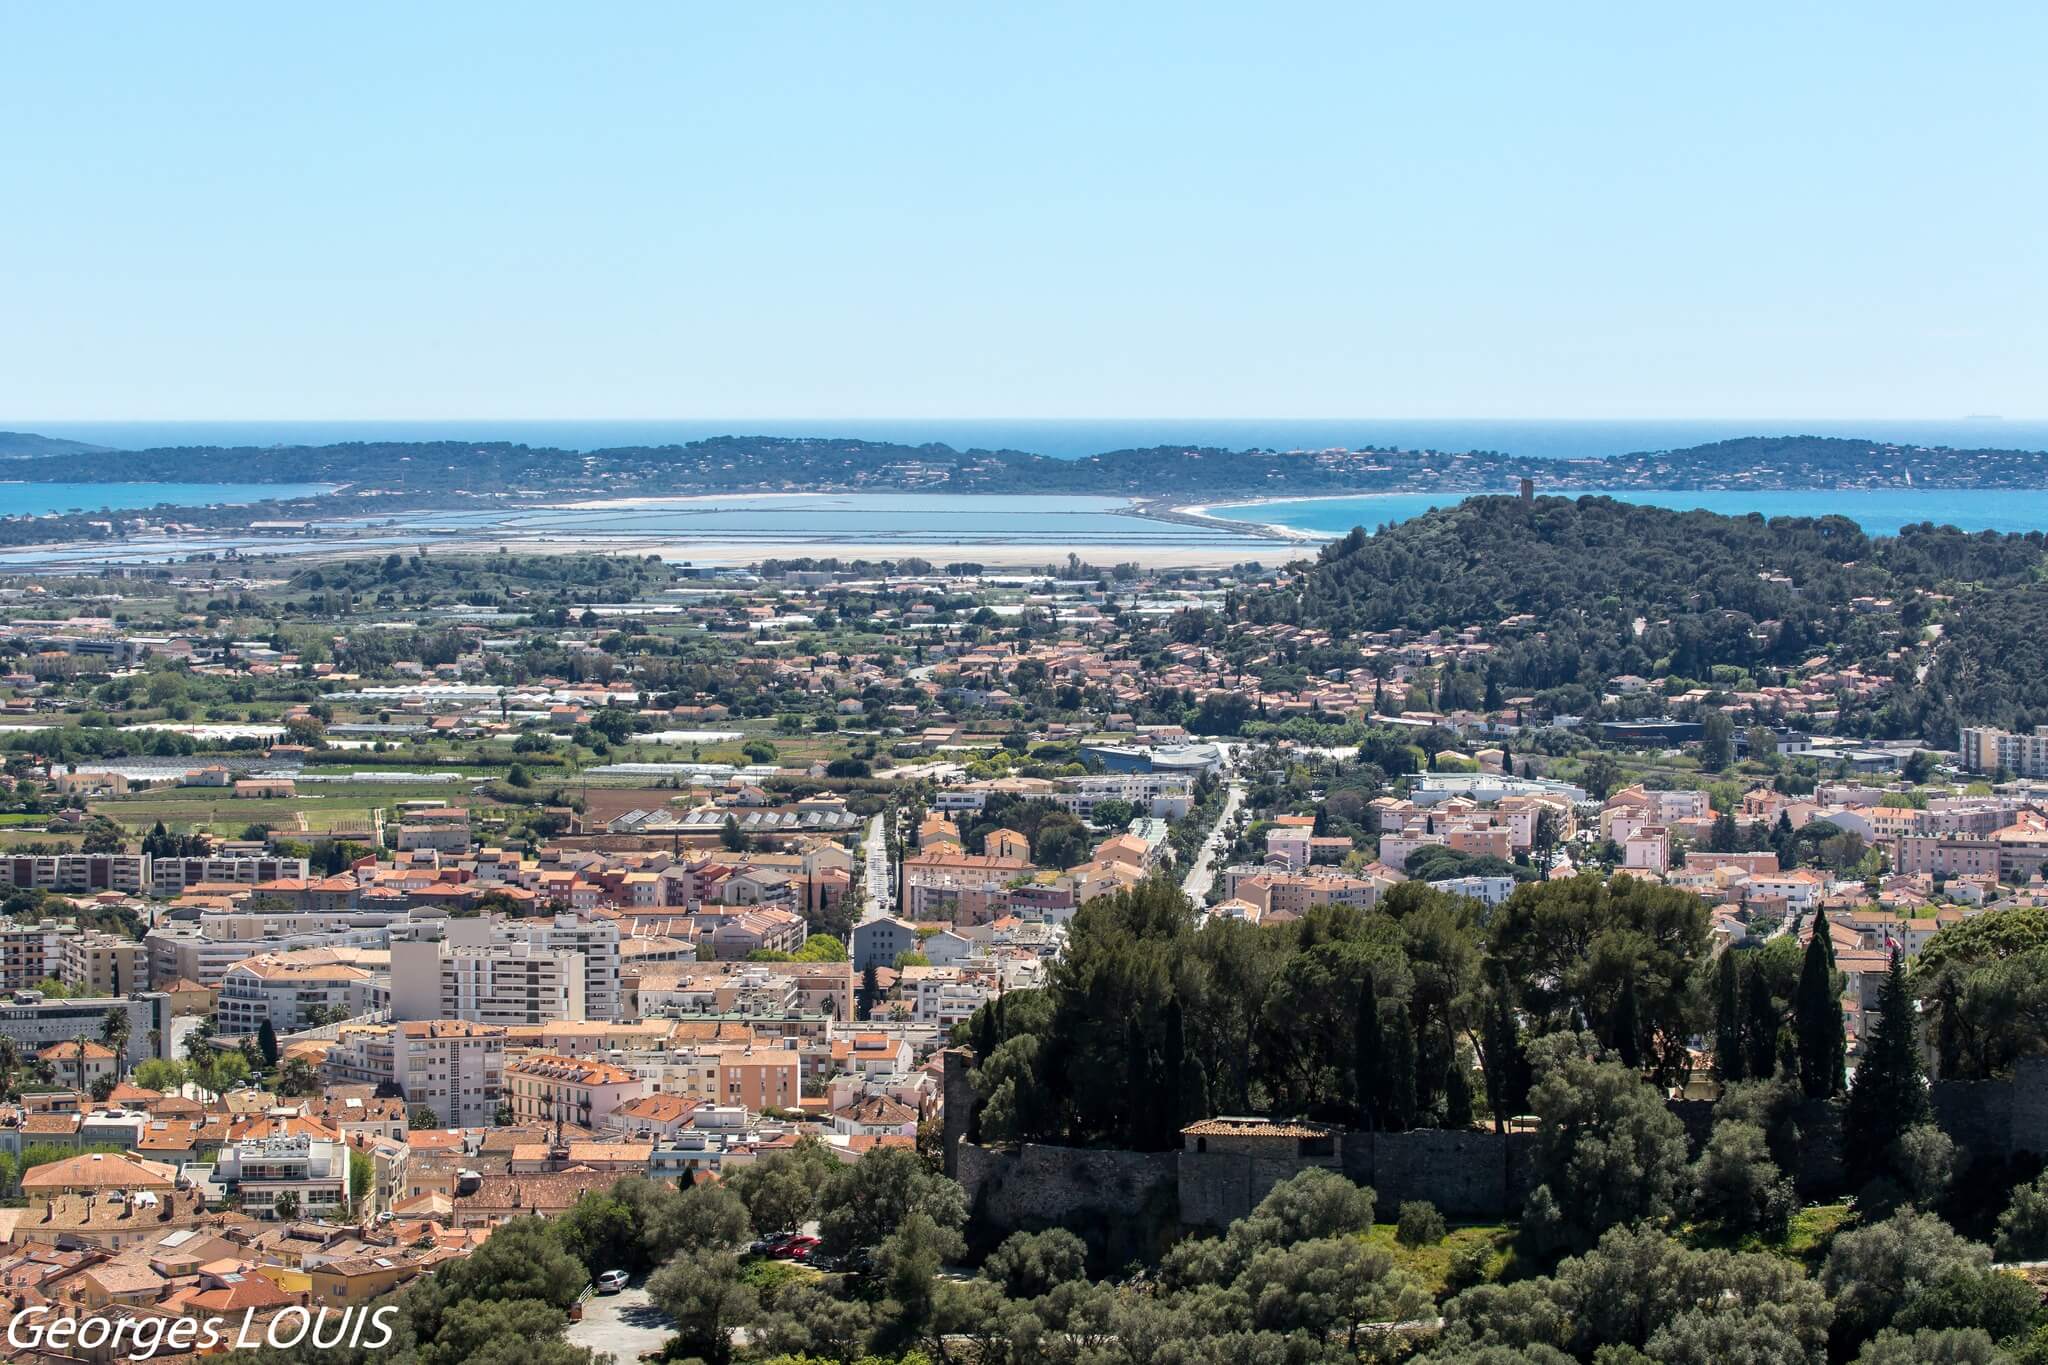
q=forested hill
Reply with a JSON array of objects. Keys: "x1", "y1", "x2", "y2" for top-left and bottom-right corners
[
  {"x1": 1242, "y1": 494, "x2": 2048, "y2": 743},
  {"x1": 15, "y1": 430, "x2": 2048, "y2": 496},
  {"x1": 0, "y1": 430, "x2": 110, "y2": 457}
]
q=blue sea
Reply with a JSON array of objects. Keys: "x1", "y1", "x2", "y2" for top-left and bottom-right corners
[
  {"x1": 0, "y1": 481, "x2": 334, "y2": 517},
  {"x1": 1207, "y1": 488, "x2": 2048, "y2": 540},
  {"x1": 16, "y1": 417, "x2": 2048, "y2": 461}
]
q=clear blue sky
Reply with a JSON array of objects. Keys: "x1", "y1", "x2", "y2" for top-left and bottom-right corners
[{"x1": 5, "y1": 3, "x2": 2042, "y2": 420}]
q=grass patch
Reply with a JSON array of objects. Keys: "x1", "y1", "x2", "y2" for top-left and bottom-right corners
[
  {"x1": 1676, "y1": 1201, "x2": 1854, "y2": 1269},
  {"x1": 1781, "y1": 1202, "x2": 1853, "y2": 1264},
  {"x1": 1362, "y1": 1221, "x2": 1515, "y2": 1298}
]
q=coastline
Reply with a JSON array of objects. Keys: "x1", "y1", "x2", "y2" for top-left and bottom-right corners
[{"x1": 1154, "y1": 497, "x2": 1337, "y2": 544}]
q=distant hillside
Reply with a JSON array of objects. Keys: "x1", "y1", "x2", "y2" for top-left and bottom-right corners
[
  {"x1": 4, "y1": 430, "x2": 2048, "y2": 495},
  {"x1": 1245, "y1": 494, "x2": 2048, "y2": 741},
  {"x1": 0, "y1": 430, "x2": 112, "y2": 457}
]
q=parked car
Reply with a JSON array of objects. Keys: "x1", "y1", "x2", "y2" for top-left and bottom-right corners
[{"x1": 595, "y1": 1269, "x2": 630, "y2": 1294}]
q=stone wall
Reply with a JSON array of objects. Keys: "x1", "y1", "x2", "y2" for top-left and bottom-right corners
[
  {"x1": 1343, "y1": 1128, "x2": 1537, "y2": 1220},
  {"x1": 957, "y1": 1141, "x2": 1180, "y2": 1263},
  {"x1": 1179, "y1": 1147, "x2": 1334, "y2": 1229},
  {"x1": 2011, "y1": 1057, "x2": 2048, "y2": 1154}
]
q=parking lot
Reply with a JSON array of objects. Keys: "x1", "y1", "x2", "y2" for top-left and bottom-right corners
[{"x1": 564, "y1": 1285, "x2": 671, "y2": 1363}]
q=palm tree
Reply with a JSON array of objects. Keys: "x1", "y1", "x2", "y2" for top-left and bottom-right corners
[
  {"x1": 71, "y1": 1035, "x2": 90, "y2": 1094},
  {"x1": 101, "y1": 1008, "x2": 131, "y2": 1063},
  {"x1": 0, "y1": 1035, "x2": 19, "y2": 1092}
]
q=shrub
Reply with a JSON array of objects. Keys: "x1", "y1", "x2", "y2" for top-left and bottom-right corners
[{"x1": 1397, "y1": 1200, "x2": 1448, "y2": 1248}]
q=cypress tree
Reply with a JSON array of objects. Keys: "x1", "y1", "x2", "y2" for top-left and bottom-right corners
[
  {"x1": 1845, "y1": 949, "x2": 1930, "y2": 1178},
  {"x1": 1715, "y1": 949, "x2": 1746, "y2": 1084},
  {"x1": 1610, "y1": 971, "x2": 1643, "y2": 1072},
  {"x1": 1443, "y1": 1056, "x2": 1474, "y2": 1129},
  {"x1": 1481, "y1": 974, "x2": 1532, "y2": 1131},
  {"x1": 1795, "y1": 909, "x2": 1846, "y2": 1097},
  {"x1": 1743, "y1": 957, "x2": 1779, "y2": 1080},
  {"x1": 1161, "y1": 997, "x2": 1187, "y2": 1145},
  {"x1": 1355, "y1": 973, "x2": 1383, "y2": 1130},
  {"x1": 257, "y1": 1019, "x2": 280, "y2": 1068},
  {"x1": 1124, "y1": 1018, "x2": 1151, "y2": 1149},
  {"x1": 1382, "y1": 1006, "x2": 1418, "y2": 1131}
]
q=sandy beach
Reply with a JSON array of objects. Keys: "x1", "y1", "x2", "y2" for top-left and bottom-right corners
[{"x1": 1168, "y1": 499, "x2": 1329, "y2": 543}]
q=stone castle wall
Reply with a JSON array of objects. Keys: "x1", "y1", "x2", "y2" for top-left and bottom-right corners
[{"x1": 943, "y1": 1052, "x2": 2048, "y2": 1249}]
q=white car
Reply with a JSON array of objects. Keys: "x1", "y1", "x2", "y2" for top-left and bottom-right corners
[{"x1": 595, "y1": 1270, "x2": 630, "y2": 1294}]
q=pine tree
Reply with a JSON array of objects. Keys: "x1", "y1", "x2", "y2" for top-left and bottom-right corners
[
  {"x1": 1743, "y1": 957, "x2": 1778, "y2": 1080},
  {"x1": 1845, "y1": 948, "x2": 1930, "y2": 1179},
  {"x1": 1610, "y1": 971, "x2": 1643, "y2": 1071},
  {"x1": 1714, "y1": 950, "x2": 1746, "y2": 1084},
  {"x1": 1795, "y1": 908, "x2": 1846, "y2": 1098},
  {"x1": 1355, "y1": 973, "x2": 1383, "y2": 1130}
]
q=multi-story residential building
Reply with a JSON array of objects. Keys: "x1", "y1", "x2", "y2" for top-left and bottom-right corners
[
  {"x1": 213, "y1": 1134, "x2": 349, "y2": 1218},
  {"x1": 144, "y1": 908, "x2": 405, "y2": 989},
  {"x1": 392, "y1": 913, "x2": 621, "y2": 1023},
  {"x1": 216, "y1": 955, "x2": 382, "y2": 1036},
  {"x1": 0, "y1": 919, "x2": 75, "y2": 993},
  {"x1": 322, "y1": 1019, "x2": 506, "y2": 1128},
  {"x1": 852, "y1": 915, "x2": 920, "y2": 972},
  {"x1": 400, "y1": 1020, "x2": 505, "y2": 1127},
  {"x1": 899, "y1": 852, "x2": 1032, "y2": 920},
  {"x1": 61, "y1": 932, "x2": 148, "y2": 998},
  {"x1": 1048, "y1": 772, "x2": 1195, "y2": 821},
  {"x1": 1960, "y1": 725, "x2": 2048, "y2": 778},
  {"x1": 1220, "y1": 868, "x2": 1383, "y2": 917},
  {"x1": 1427, "y1": 874, "x2": 1520, "y2": 907},
  {"x1": 391, "y1": 933, "x2": 584, "y2": 1027},
  {"x1": 148, "y1": 855, "x2": 311, "y2": 898},
  {"x1": 0, "y1": 855, "x2": 148, "y2": 896},
  {"x1": 503, "y1": 1053, "x2": 643, "y2": 1131},
  {"x1": 913, "y1": 969, "x2": 990, "y2": 1028},
  {"x1": 703, "y1": 907, "x2": 807, "y2": 961}
]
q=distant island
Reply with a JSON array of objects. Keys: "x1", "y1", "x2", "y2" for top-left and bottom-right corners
[
  {"x1": 6, "y1": 430, "x2": 2048, "y2": 553},
  {"x1": 6, "y1": 431, "x2": 2048, "y2": 498}
]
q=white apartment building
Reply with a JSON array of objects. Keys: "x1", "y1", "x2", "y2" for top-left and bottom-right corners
[
  {"x1": 913, "y1": 970, "x2": 991, "y2": 1028},
  {"x1": 389, "y1": 913, "x2": 620, "y2": 1024},
  {"x1": 216, "y1": 956, "x2": 384, "y2": 1035},
  {"x1": 390, "y1": 916, "x2": 585, "y2": 1026},
  {"x1": 322, "y1": 1019, "x2": 507, "y2": 1128},
  {"x1": 398, "y1": 1019, "x2": 505, "y2": 1127},
  {"x1": 214, "y1": 1135, "x2": 349, "y2": 1218}
]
